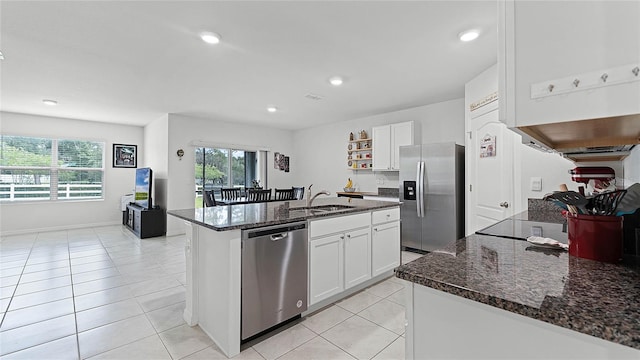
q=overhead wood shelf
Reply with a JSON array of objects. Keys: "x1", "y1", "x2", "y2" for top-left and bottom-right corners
[
  {"x1": 517, "y1": 114, "x2": 640, "y2": 162},
  {"x1": 517, "y1": 114, "x2": 640, "y2": 150}
]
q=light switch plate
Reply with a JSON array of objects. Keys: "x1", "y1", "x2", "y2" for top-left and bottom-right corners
[{"x1": 531, "y1": 177, "x2": 542, "y2": 191}]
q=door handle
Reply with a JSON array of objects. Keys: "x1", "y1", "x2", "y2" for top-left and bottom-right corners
[
  {"x1": 418, "y1": 161, "x2": 425, "y2": 217},
  {"x1": 499, "y1": 202, "x2": 509, "y2": 208}
]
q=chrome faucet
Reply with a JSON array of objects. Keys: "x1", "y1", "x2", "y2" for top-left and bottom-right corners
[{"x1": 306, "y1": 184, "x2": 331, "y2": 207}]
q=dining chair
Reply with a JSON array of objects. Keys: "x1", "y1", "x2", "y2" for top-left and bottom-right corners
[
  {"x1": 203, "y1": 190, "x2": 217, "y2": 207},
  {"x1": 292, "y1": 186, "x2": 305, "y2": 200},
  {"x1": 247, "y1": 189, "x2": 272, "y2": 202},
  {"x1": 275, "y1": 188, "x2": 295, "y2": 200},
  {"x1": 221, "y1": 188, "x2": 241, "y2": 201}
]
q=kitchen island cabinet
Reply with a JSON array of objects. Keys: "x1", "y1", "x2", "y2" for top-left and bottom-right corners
[
  {"x1": 396, "y1": 212, "x2": 640, "y2": 359},
  {"x1": 371, "y1": 207, "x2": 400, "y2": 277},
  {"x1": 309, "y1": 212, "x2": 372, "y2": 305},
  {"x1": 168, "y1": 197, "x2": 400, "y2": 358}
]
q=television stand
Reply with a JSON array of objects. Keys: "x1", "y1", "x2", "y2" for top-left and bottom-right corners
[{"x1": 125, "y1": 204, "x2": 166, "y2": 239}]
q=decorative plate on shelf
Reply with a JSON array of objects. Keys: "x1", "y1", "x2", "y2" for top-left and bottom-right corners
[
  {"x1": 348, "y1": 144, "x2": 353, "y2": 150},
  {"x1": 348, "y1": 160, "x2": 353, "y2": 167}
]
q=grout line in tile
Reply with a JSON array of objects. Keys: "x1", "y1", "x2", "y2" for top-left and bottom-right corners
[{"x1": 371, "y1": 333, "x2": 402, "y2": 360}]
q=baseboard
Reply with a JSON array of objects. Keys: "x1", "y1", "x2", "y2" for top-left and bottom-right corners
[{"x1": 303, "y1": 270, "x2": 396, "y2": 315}]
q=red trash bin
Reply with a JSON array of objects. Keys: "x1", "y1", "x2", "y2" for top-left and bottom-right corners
[{"x1": 567, "y1": 213, "x2": 623, "y2": 263}]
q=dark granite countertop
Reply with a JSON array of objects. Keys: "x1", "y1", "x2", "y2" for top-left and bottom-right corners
[
  {"x1": 168, "y1": 197, "x2": 399, "y2": 232},
  {"x1": 396, "y1": 215, "x2": 640, "y2": 350}
]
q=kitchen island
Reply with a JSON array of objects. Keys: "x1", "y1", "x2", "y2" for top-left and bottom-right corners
[
  {"x1": 168, "y1": 197, "x2": 400, "y2": 357},
  {"x1": 396, "y1": 212, "x2": 640, "y2": 359}
]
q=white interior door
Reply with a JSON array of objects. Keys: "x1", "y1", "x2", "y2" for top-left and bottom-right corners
[{"x1": 467, "y1": 109, "x2": 516, "y2": 233}]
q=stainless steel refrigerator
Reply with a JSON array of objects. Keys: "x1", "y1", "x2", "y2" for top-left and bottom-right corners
[{"x1": 399, "y1": 143, "x2": 464, "y2": 251}]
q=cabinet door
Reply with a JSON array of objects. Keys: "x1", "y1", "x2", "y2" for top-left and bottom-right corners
[
  {"x1": 391, "y1": 122, "x2": 413, "y2": 170},
  {"x1": 344, "y1": 227, "x2": 371, "y2": 289},
  {"x1": 309, "y1": 234, "x2": 344, "y2": 305},
  {"x1": 500, "y1": 1, "x2": 640, "y2": 128},
  {"x1": 372, "y1": 125, "x2": 391, "y2": 170},
  {"x1": 372, "y1": 221, "x2": 401, "y2": 277}
]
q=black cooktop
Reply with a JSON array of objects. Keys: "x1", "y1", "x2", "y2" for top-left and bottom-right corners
[{"x1": 475, "y1": 218, "x2": 568, "y2": 244}]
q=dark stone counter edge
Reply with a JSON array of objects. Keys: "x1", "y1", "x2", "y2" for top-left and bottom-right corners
[
  {"x1": 168, "y1": 202, "x2": 400, "y2": 232},
  {"x1": 395, "y1": 266, "x2": 640, "y2": 351}
]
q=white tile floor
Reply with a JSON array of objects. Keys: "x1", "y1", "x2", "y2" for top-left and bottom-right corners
[{"x1": 0, "y1": 225, "x2": 424, "y2": 359}]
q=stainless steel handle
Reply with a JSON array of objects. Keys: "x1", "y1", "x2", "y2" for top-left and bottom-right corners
[
  {"x1": 346, "y1": 234, "x2": 351, "y2": 238},
  {"x1": 415, "y1": 162, "x2": 421, "y2": 217},
  {"x1": 373, "y1": 228, "x2": 378, "y2": 232},
  {"x1": 340, "y1": 235, "x2": 345, "y2": 240},
  {"x1": 500, "y1": 202, "x2": 509, "y2": 208},
  {"x1": 270, "y1": 233, "x2": 288, "y2": 241},
  {"x1": 418, "y1": 161, "x2": 425, "y2": 218}
]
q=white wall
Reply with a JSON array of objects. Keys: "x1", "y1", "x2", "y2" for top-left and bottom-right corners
[
  {"x1": 623, "y1": 146, "x2": 640, "y2": 185},
  {"x1": 144, "y1": 115, "x2": 169, "y2": 209},
  {"x1": 160, "y1": 113, "x2": 295, "y2": 235},
  {"x1": 292, "y1": 99, "x2": 465, "y2": 194},
  {"x1": 0, "y1": 112, "x2": 144, "y2": 234},
  {"x1": 519, "y1": 147, "x2": 574, "y2": 199}
]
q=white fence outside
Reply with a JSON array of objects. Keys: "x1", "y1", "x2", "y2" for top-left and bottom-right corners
[{"x1": 0, "y1": 183, "x2": 102, "y2": 201}]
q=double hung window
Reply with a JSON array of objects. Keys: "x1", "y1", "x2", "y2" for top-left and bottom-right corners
[{"x1": 0, "y1": 135, "x2": 104, "y2": 201}]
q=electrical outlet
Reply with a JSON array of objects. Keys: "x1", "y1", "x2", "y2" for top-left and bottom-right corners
[{"x1": 531, "y1": 177, "x2": 542, "y2": 191}]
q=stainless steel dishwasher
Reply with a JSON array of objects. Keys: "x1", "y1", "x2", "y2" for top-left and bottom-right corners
[{"x1": 241, "y1": 221, "x2": 308, "y2": 340}]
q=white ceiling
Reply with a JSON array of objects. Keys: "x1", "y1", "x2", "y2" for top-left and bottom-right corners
[{"x1": 0, "y1": 1, "x2": 497, "y2": 130}]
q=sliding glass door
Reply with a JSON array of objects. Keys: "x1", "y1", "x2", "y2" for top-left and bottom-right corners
[{"x1": 195, "y1": 147, "x2": 264, "y2": 207}]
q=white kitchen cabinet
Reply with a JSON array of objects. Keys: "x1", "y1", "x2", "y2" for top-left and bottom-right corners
[
  {"x1": 309, "y1": 213, "x2": 372, "y2": 305},
  {"x1": 372, "y1": 121, "x2": 414, "y2": 171},
  {"x1": 343, "y1": 227, "x2": 371, "y2": 289},
  {"x1": 309, "y1": 233, "x2": 344, "y2": 305},
  {"x1": 371, "y1": 126, "x2": 391, "y2": 170},
  {"x1": 371, "y1": 208, "x2": 400, "y2": 277},
  {"x1": 498, "y1": 0, "x2": 640, "y2": 129}
]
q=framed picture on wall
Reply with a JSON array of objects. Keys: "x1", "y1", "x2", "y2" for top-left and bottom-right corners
[
  {"x1": 113, "y1": 144, "x2": 137, "y2": 168},
  {"x1": 274, "y1": 152, "x2": 280, "y2": 169}
]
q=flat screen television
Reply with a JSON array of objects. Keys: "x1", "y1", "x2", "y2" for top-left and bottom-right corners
[{"x1": 134, "y1": 167, "x2": 153, "y2": 210}]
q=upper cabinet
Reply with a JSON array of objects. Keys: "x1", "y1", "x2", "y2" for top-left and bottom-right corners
[
  {"x1": 498, "y1": 0, "x2": 640, "y2": 160},
  {"x1": 372, "y1": 121, "x2": 414, "y2": 171}
]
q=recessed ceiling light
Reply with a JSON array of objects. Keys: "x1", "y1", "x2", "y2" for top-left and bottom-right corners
[
  {"x1": 42, "y1": 99, "x2": 58, "y2": 106},
  {"x1": 0, "y1": 51, "x2": 4, "y2": 60},
  {"x1": 329, "y1": 76, "x2": 344, "y2": 86},
  {"x1": 200, "y1": 32, "x2": 221, "y2": 44},
  {"x1": 267, "y1": 106, "x2": 278, "y2": 113},
  {"x1": 459, "y1": 29, "x2": 480, "y2": 42}
]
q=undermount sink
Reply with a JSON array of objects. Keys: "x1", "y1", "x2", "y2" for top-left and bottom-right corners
[{"x1": 289, "y1": 204, "x2": 355, "y2": 213}]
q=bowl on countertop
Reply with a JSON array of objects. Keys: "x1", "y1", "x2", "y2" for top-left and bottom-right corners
[{"x1": 343, "y1": 187, "x2": 356, "y2": 192}]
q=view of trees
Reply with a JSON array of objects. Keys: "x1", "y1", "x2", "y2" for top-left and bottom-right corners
[
  {"x1": 0, "y1": 135, "x2": 104, "y2": 200},
  {"x1": 195, "y1": 147, "x2": 248, "y2": 189}
]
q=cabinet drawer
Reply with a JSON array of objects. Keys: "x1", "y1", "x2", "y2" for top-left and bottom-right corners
[
  {"x1": 310, "y1": 212, "x2": 371, "y2": 238},
  {"x1": 372, "y1": 207, "x2": 400, "y2": 224}
]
